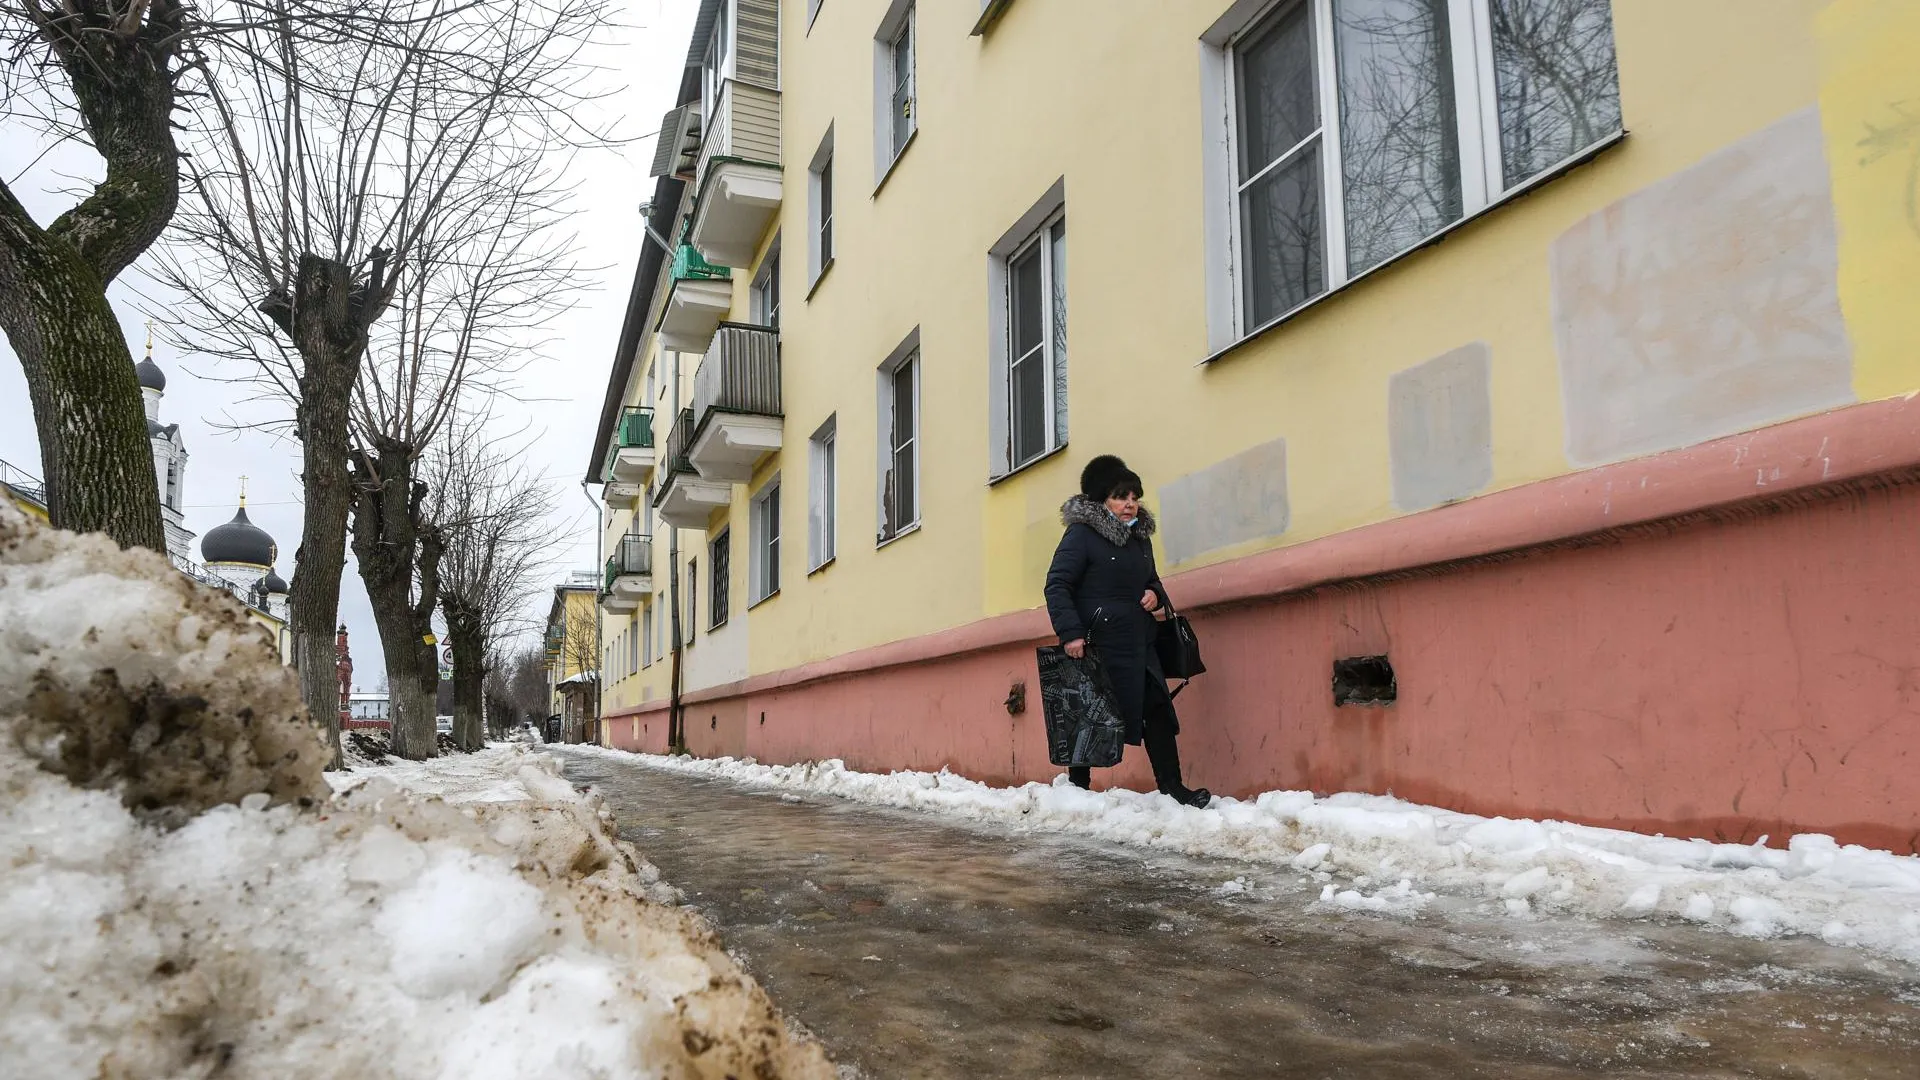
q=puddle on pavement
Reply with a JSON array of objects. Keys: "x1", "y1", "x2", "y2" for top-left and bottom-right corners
[{"x1": 555, "y1": 752, "x2": 1920, "y2": 1079}]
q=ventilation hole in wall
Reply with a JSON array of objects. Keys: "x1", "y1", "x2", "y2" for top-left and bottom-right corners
[
  {"x1": 759, "y1": 711, "x2": 766, "y2": 726},
  {"x1": 1333, "y1": 655, "x2": 1396, "y2": 707},
  {"x1": 710, "y1": 715, "x2": 717, "y2": 730}
]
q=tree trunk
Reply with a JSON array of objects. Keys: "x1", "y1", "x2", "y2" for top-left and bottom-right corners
[
  {"x1": 289, "y1": 344, "x2": 356, "y2": 769},
  {"x1": 273, "y1": 252, "x2": 389, "y2": 769},
  {"x1": 444, "y1": 599, "x2": 487, "y2": 752},
  {"x1": 0, "y1": 5, "x2": 184, "y2": 552},
  {"x1": 351, "y1": 439, "x2": 443, "y2": 760},
  {"x1": 0, "y1": 239, "x2": 166, "y2": 550}
]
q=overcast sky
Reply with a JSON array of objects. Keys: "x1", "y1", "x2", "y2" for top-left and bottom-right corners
[{"x1": 0, "y1": 0, "x2": 696, "y2": 689}]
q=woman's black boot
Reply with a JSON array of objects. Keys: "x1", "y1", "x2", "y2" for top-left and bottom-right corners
[{"x1": 1068, "y1": 766, "x2": 1091, "y2": 790}]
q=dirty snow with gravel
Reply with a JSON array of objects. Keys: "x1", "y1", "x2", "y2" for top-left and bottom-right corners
[
  {"x1": 572, "y1": 747, "x2": 1920, "y2": 964},
  {"x1": 0, "y1": 502, "x2": 832, "y2": 1080}
]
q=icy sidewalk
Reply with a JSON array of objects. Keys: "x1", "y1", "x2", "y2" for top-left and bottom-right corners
[
  {"x1": 0, "y1": 502, "x2": 832, "y2": 1080},
  {"x1": 574, "y1": 746, "x2": 1920, "y2": 964}
]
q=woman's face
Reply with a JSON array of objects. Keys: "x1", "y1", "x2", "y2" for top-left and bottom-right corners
[{"x1": 1105, "y1": 491, "x2": 1140, "y2": 523}]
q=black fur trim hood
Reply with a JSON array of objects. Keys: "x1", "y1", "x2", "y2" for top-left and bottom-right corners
[{"x1": 1060, "y1": 494, "x2": 1156, "y2": 546}]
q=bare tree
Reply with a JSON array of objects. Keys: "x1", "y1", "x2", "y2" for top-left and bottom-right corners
[
  {"x1": 431, "y1": 416, "x2": 556, "y2": 752},
  {"x1": 151, "y1": 0, "x2": 612, "y2": 762},
  {"x1": 0, "y1": 0, "x2": 188, "y2": 548},
  {"x1": 503, "y1": 642, "x2": 551, "y2": 736}
]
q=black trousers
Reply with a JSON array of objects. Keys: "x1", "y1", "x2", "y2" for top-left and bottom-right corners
[{"x1": 1069, "y1": 680, "x2": 1186, "y2": 796}]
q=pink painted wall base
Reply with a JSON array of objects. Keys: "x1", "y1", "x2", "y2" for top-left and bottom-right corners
[{"x1": 608, "y1": 402, "x2": 1920, "y2": 855}]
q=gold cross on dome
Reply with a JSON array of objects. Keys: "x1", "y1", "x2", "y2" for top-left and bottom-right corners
[
  {"x1": 143, "y1": 320, "x2": 154, "y2": 358},
  {"x1": 238, "y1": 475, "x2": 248, "y2": 507}
]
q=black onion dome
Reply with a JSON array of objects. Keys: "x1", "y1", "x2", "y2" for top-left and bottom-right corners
[
  {"x1": 135, "y1": 356, "x2": 166, "y2": 392},
  {"x1": 201, "y1": 506, "x2": 277, "y2": 567},
  {"x1": 263, "y1": 570, "x2": 289, "y2": 594}
]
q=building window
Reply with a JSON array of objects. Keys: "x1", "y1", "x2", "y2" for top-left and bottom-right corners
[
  {"x1": 753, "y1": 240, "x2": 781, "y2": 329},
  {"x1": 809, "y1": 416, "x2": 837, "y2": 570},
  {"x1": 1007, "y1": 213, "x2": 1066, "y2": 470},
  {"x1": 809, "y1": 128, "x2": 835, "y2": 286},
  {"x1": 879, "y1": 342, "x2": 920, "y2": 543},
  {"x1": 628, "y1": 615, "x2": 639, "y2": 675},
  {"x1": 709, "y1": 528, "x2": 731, "y2": 629},
  {"x1": 1217, "y1": 0, "x2": 1620, "y2": 337},
  {"x1": 702, "y1": 0, "x2": 733, "y2": 122},
  {"x1": 685, "y1": 557, "x2": 697, "y2": 646},
  {"x1": 875, "y1": 1, "x2": 916, "y2": 179},
  {"x1": 641, "y1": 602, "x2": 654, "y2": 668},
  {"x1": 751, "y1": 479, "x2": 781, "y2": 604}
]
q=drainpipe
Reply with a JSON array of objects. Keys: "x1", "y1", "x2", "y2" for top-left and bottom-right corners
[
  {"x1": 666, "y1": 347, "x2": 687, "y2": 754},
  {"x1": 581, "y1": 480, "x2": 604, "y2": 744}
]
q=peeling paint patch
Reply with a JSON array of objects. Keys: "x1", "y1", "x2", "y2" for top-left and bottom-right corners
[
  {"x1": 1389, "y1": 342, "x2": 1493, "y2": 512},
  {"x1": 1552, "y1": 107, "x2": 1855, "y2": 467},
  {"x1": 1159, "y1": 438, "x2": 1289, "y2": 566}
]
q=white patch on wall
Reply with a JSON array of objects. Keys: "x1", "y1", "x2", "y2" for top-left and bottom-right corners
[
  {"x1": 1552, "y1": 107, "x2": 1855, "y2": 467},
  {"x1": 1158, "y1": 438, "x2": 1290, "y2": 567},
  {"x1": 1390, "y1": 342, "x2": 1493, "y2": 511}
]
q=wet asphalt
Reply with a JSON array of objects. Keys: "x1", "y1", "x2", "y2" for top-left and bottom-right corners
[{"x1": 553, "y1": 750, "x2": 1920, "y2": 1079}]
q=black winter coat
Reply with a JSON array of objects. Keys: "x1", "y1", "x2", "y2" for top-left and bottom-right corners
[{"x1": 1044, "y1": 496, "x2": 1174, "y2": 744}]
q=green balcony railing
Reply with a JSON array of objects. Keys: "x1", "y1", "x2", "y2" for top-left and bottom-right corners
[
  {"x1": 601, "y1": 406, "x2": 657, "y2": 482},
  {"x1": 673, "y1": 243, "x2": 728, "y2": 282},
  {"x1": 601, "y1": 534, "x2": 654, "y2": 594},
  {"x1": 650, "y1": 409, "x2": 699, "y2": 507}
]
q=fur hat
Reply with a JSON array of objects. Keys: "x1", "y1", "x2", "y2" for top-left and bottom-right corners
[{"x1": 1079, "y1": 454, "x2": 1141, "y2": 500}]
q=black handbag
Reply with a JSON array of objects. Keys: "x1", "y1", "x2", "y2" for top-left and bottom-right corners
[
  {"x1": 1035, "y1": 644, "x2": 1127, "y2": 768},
  {"x1": 1155, "y1": 602, "x2": 1206, "y2": 694}
]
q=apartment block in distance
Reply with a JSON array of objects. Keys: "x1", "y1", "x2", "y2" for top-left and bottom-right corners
[{"x1": 587, "y1": 0, "x2": 1920, "y2": 853}]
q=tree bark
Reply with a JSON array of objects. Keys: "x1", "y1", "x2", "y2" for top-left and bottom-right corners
[
  {"x1": 268, "y1": 253, "x2": 390, "y2": 769},
  {"x1": 0, "y1": 3, "x2": 186, "y2": 550},
  {"x1": 444, "y1": 598, "x2": 487, "y2": 752},
  {"x1": 0, "y1": 225, "x2": 166, "y2": 550},
  {"x1": 350, "y1": 438, "x2": 443, "y2": 760}
]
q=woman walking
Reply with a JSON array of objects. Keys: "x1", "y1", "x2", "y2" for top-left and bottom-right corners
[{"x1": 1044, "y1": 455, "x2": 1211, "y2": 807}]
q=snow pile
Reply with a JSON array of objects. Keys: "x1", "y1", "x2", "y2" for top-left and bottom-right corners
[
  {"x1": 0, "y1": 504, "x2": 833, "y2": 1080},
  {"x1": 594, "y1": 748, "x2": 1920, "y2": 963},
  {"x1": 0, "y1": 503, "x2": 330, "y2": 826}
]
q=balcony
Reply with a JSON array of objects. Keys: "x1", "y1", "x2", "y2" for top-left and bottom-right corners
[
  {"x1": 659, "y1": 244, "x2": 732, "y2": 352},
  {"x1": 687, "y1": 79, "x2": 783, "y2": 268},
  {"x1": 599, "y1": 534, "x2": 652, "y2": 615},
  {"x1": 601, "y1": 406, "x2": 656, "y2": 504},
  {"x1": 652, "y1": 408, "x2": 732, "y2": 530},
  {"x1": 688, "y1": 324, "x2": 782, "y2": 483}
]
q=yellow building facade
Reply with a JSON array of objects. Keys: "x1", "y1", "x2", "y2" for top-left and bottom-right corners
[{"x1": 588, "y1": 0, "x2": 1920, "y2": 853}]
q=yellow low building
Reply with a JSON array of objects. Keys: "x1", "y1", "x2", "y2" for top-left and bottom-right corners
[
  {"x1": 587, "y1": 0, "x2": 1920, "y2": 853},
  {"x1": 545, "y1": 574, "x2": 603, "y2": 741}
]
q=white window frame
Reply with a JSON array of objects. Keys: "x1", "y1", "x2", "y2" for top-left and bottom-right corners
[
  {"x1": 808, "y1": 416, "x2": 837, "y2": 571},
  {"x1": 641, "y1": 601, "x2": 653, "y2": 669},
  {"x1": 753, "y1": 237, "x2": 781, "y2": 329},
  {"x1": 750, "y1": 477, "x2": 781, "y2": 605},
  {"x1": 685, "y1": 557, "x2": 698, "y2": 646},
  {"x1": 877, "y1": 330, "x2": 922, "y2": 545},
  {"x1": 701, "y1": 1, "x2": 734, "y2": 124},
  {"x1": 987, "y1": 178, "x2": 1069, "y2": 480},
  {"x1": 807, "y1": 127, "x2": 835, "y2": 288},
  {"x1": 1201, "y1": 0, "x2": 1623, "y2": 352},
  {"x1": 873, "y1": 0, "x2": 917, "y2": 184},
  {"x1": 627, "y1": 615, "x2": 639, "y2": 676}
]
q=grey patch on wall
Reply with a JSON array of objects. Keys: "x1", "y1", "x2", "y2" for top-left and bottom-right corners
[
  {"x1": 1552, "y1": 106, "x2": 1855, "y2": 467},
  {"x1": 1390, "y1": 342, "x2": 1493, "y2": 511},
  {"x1": 1158, "y1": 438, "x2": 1289, "y2": 566}
]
